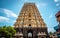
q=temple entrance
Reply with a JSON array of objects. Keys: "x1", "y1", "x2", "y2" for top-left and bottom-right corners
[{"x1": 27, "y1": 30, "x2": 33, "y2": 38}]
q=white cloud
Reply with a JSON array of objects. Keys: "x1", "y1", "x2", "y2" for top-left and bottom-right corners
[
  {"x1": 48, "y1": 27, "x2": 55, "y2": 33},
  {"x1": 54, "y1": 0, "x2": 59, "y2": 2},
  {"x1": 49, "y1": 14, "x2": 53, "y2": 18},
  {"x1": 13, "y1": 20, "x2": 16, "y2": 23},
  {"x1": 3, "y1": 9, "x2": 17, "y2": 18},
  {"x1": 0, "y1": 8, "x2": 17, "y2": 24},
  {"x1": 0, "y1": 16, "x2": 9, "y2": 22},
  {"x1": 56, "y1": 3, "x2": 59, "y2": 6},
  {"x1": 36, "y1": 3, "x2": 47, "y2": 8},
  {"x1": 0, "y1": 16, "x2": 16, "y2": 24}
]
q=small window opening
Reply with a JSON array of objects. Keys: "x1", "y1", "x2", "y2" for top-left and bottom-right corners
[
  {"x1": 29, "y1": 24, "x2": 31, "y2": 26},
  {"x1": 29, "y1": 19, "x2": 31, "y2": 21},
  {"x1": 29, "y1": 13, "x2": 31, "y2": 17}
]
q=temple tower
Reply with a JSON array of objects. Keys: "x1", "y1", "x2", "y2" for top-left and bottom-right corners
[{"x1": 14, "y1": 3, "x2": 48, "y2": 38}]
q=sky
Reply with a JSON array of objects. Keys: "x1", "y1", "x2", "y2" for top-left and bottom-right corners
[{"x1": 0, "y1": 0, "x2": 60, "y2": 32}]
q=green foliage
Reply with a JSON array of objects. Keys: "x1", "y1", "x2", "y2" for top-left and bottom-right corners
[
  {"x1": 49, "y1": 32, "x2": 54, "y2": 35},
  {"x1": 0, "y1": 26, "x2": 16, "y2": 38}
]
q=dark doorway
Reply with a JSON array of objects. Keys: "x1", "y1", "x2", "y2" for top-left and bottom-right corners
[{"x1": 27, "y1": 30, "x2": 33, "y2": 38}]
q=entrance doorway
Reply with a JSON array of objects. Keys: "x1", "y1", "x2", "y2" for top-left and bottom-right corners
[{"x1": 27, "y1": 30, "x2": 33, "y2": 38}]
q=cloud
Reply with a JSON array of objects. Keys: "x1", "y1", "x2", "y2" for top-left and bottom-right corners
[
  {"x1": 48, "y1": 27, "x2": 55, "y2": 33},
  {"x1": 3, "y1": 9, "x2": 17, "y2": 18},
  {"x1": 0, "y1": 8, "x2": 17, "y2": 18},
  {"x1": 12, "y1": 20, "x2": 16, "y2": 23},
  {"x1": 54, "y1": 0, "x2": 59, "y2": 2},
  {"x1": 49, "y1": 14, "x2": 53, "y2": 18},
  {"x1": 36, "y1": 3, "x2": 47, "y2": 8},
  {"x1": 0, "y1": 16, "x2": 16, "y2": 25},
  {"x1": 0, "y1": 16, "x2": 9, "y2": 22},
  {"x1": 0, "y1": 8, "x2": 17, "y2": 24},
  {"x1": 56, "y1": 3, "x2": 59, "y2": 6}
]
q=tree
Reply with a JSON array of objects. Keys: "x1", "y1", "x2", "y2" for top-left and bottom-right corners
[
  {"x1": 49, "y1": 32, "x2": 53, "y2": 35},
  {"x1": 6, "y1": 26, "x2": 16, "y2": 36},
  {"x1": 0, "y1": 26, "x2": 16, "y2": 38}
]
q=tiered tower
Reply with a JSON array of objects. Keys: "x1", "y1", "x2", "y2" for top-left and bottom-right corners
[{"x1": 14, "y1": 3, "x2": 48, "y2": 38}]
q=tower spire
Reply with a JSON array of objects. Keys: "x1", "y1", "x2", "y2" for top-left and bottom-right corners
[{"x1": 14, "y1": 3, "x2": 48, "y2": 38}]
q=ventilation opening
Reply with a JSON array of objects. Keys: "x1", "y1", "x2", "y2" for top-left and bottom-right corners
[
  {"x1": 29, "y1": 14, "x2": 31, "y2": 17},
  {"x1": 29, "y1": 19, "x2": 31, "y2": 21}
]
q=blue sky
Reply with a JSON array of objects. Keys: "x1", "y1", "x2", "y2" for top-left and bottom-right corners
[{"x1": 0, "y1": 0, "x2": 60, "y2": 32}]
